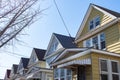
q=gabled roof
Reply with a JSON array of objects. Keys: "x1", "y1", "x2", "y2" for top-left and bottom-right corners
[
  {"x1": 12, "y1": 64, "x2": 18, "y2": 74},
  {"x1": 33, "y1": 48, "x2": 46, "y2": 61},
  {"x1": 21, "y1": 57, "x2": 29, "y2": 68},
  {"x1": 53, "y1": 33, "x2": 77, "y2": 48},
  {"x1": 45, "y1": 33, "x2": 77, "y2": 58},
  {"x1": 75, "y1": 4, "x2": 120, "y2": 40}
]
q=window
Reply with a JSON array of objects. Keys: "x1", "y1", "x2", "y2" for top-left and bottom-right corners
[
  {"x1": 54, "y1": 69, "x2": 59, "y2": 80},
  {"x1": 60, "y1": 69, "x2": 65, "y2": 80},
  {"x1": 66, "y1": 69, "x2": 72, "y2": 80},
  {"x1": 100, "y1": 60, "x2": 108, "y2": 72},
  {"x1": 84, "y1": 33, "x2": 106, "y2": 49},
  {"x1": 95, "y1": 16, "x2": 100, "y2": 27},
  {"x1": 89, "y1": 16, "x2": 100, "y2": 30},
  {"x1": 111, "y1": 61, "x2": 119, "y2": 80},
  {"x1": 90, "y1": 20, "x2": 94, "y2": 30},
  {"x1": 54, "y1": 68, "x2": 72, "y2": 80},
  {"x1": 100, "y1": 59, "x2": 119, "y2": 80},
  {"x1": 92, "y1": 36, "x2": 99, "y2": 49},
  {"x1": 85, "y1": 39, "x2": 91, "y2": 48},
  {"x1": 100, "y1": 33, "x2": 106, "y2": 49}
]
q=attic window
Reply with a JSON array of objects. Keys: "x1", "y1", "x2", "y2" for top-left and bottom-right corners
[{"x1": 89, "y1": 16, "x2": 100, "y2": 30}]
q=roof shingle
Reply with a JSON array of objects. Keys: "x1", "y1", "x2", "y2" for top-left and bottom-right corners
[
  {"x1": 21, "y1": 57, "x2": 29, "y2": 68},
  {"x1": 53, "y1": 33, "x2": 77, "y2": 48},
  {"x1": 34, "y1": 48, "x2": 46, "y2": 61}
]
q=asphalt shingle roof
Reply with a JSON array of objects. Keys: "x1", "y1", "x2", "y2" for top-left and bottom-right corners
[
  {"x1": 93, "y1": 4, "x2": 120, "y2": 17},
  {"x1": 34, "y1": 48, "x2": 46, "y2": 61},
  {"x1": 21, "y1": 57, "x2": 29, "y2": 69},
  {"x1": 53, "y1": 33, "x2": 77, "y2": 48}
]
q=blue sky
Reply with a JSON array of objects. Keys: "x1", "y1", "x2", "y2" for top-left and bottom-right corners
[{"x1": 0, "y1": 0, "x2": 120, "y2": 79}]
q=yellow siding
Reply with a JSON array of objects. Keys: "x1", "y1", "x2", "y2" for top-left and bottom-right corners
[
  {"x1": 77, "y1": 23, "x2": 120, "y2": 53},
  {"x1": 35, "y1": 61, "x2": 46, "y2": 68},
  {"x1": 86, "y1": 66, "x2": 92, "y2": 80},
  {"x1": 91, "y1": 53, "x2": 120, "y2": 80},
  {"x1": 80, "y1": 7, "x2": 113, "y2": 37},
  {"x1": 75, "y1": 54, "x2": 91, "y2": 61},
  {"x1": 77, "y1": 41, "x2": 83, "y2": 47},
  {"x1": 105, "y1": 23, "x2": 120, "y2": 53}
]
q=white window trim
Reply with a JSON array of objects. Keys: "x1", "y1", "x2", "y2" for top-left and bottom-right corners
[
  {"x1": 83, "y1": 33, "x2": 106, "y2": 50},
  {"x1": 99, "y1": 58, "x2": 120, "y2": 80},
  {"x1": 89, "y1": 16, "x2": 100, "y2": 31},
  {"x1": 54, "y1": 68, "x2": 72, "y2": 80}
]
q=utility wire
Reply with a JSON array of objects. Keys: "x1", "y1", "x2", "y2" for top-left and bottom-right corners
[
  {"x1": 0, "y1": 50, "x2": 28, "y2": 58},
  {"x1": 53, "y1": 0, "x2": 72, "y2": 37}
]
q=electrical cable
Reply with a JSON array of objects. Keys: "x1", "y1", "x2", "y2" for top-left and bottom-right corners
[{"x1": 53, "y1": 0, "x2": 72, "y2": 37}]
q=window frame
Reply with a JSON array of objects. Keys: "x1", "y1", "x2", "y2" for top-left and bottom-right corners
[
  {"x1": 54, "y1": 68, "x2": 72, "y2": 80},
  {"x1": 99, "y1": 58, "x2": 120, "y2": 80},
  {"x1": 89, "y1": 16, "x2": 100, "y2": 31},
  {"x1": 84, "y1": 33, "x2": 106, "y2": 50}
]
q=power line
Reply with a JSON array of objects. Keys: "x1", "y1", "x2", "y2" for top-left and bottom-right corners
[
  {"x1": 53, "y1": 0, "x2": 72, "y2": 37},
  {"x1": 0, "y1": 50, "x2": 28, "y2": 58}
]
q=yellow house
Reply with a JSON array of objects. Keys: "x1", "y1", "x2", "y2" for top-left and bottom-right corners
[
  {"x1": 52, "y1": 4, "x2": 120, "y2": 80},
  {"x1": 26, "y1": 48, "x2": 53, "y2": 80}
]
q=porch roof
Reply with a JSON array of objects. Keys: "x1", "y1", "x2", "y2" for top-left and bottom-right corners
[
  {"x1": 52, "y1": 48, "x2": 120, "y2": 66},
  {"x1": 57, "y1": 58, "x2": 91, "y2": 68}
]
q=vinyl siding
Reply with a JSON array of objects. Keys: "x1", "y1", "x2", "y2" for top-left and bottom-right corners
[
  {"x1": 105, "y1": 23, "x2": 120, "y2": 53},
  {"x1": 80, "y1": 7, "x2": 113, "y2": 38},
  {"x1": 91, "y1": 53, "x2": 120, "y2": 80},
  {"x1": 77, "y1": 23, "x2": 120, "y2": 54}
]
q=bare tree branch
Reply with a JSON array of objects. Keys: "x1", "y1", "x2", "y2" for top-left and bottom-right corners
[{"x1": 0, "y1": 0, "x2": 46, "y2": 48}]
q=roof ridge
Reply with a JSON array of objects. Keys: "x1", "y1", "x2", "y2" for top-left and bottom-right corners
[{"x1": 53, "y1": 33, "x2": 75, "y2": 39}]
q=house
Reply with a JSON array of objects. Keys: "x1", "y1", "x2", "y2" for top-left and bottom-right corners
[
  {"x1": 26, "y1": 48, "x2": 53, "y2": 80},
  {"x1": 47, "y1": 4, "x2": 120, "y2": 80},
  {"x1": 4, "y1": 69, "x2": 11, "y2": 80},
  {"x1": 44, "y1": 33, "x2": 77, "y2": 80},
  {"x1": 9, "y1": 64, "x2": 18, "y2": 80},
  {"x1": 16, "y1": 57, "x2": 29, "y2": 80}
]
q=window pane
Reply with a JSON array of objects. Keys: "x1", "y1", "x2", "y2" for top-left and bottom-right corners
[
  {"x1": 100, "y1": 60, "x2": 108, "y2": 71},
  {"x1": 100, "y1": 33, "x2": 105, "y2": 42},
  {"x1": 90, "y1": 20, "x2": 94, "y2": 30},
  {"x1": 60, "y1": 69, "x2": 65, "y2": 77},
  {"x1": 86, "y1": 39, "x2": 91, "y2": 47},
  {"x1": 60, "y1": 78, "x2": 65, "y2": 80},
  {"x1": 95, "y1": 17, "x2": 100, "y2": 27},
  {"x1": 101, "y1": 41, "x2": 106, "y2": 49},
  {"x1": 67, "y1": 69, "x2": 72, "y2": 75},
  {"x1": 111, "y1": 61, "x2": 118, "y2": 73},
  {"x1": 67, "y1": 76, "x2": 72, "y2": 80},
  {"x1": 101, "y1": 74, "x2": 108, "y2": 80},
  {"x1": 54, "y1": 69, "x2": 59, "y2": 78},
  {"x1": 92, "y1": 36, "x2": 99, "y2": 49},
  {"x1": 112, "y1": 74, "x2": 119, "y2": 80}
]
